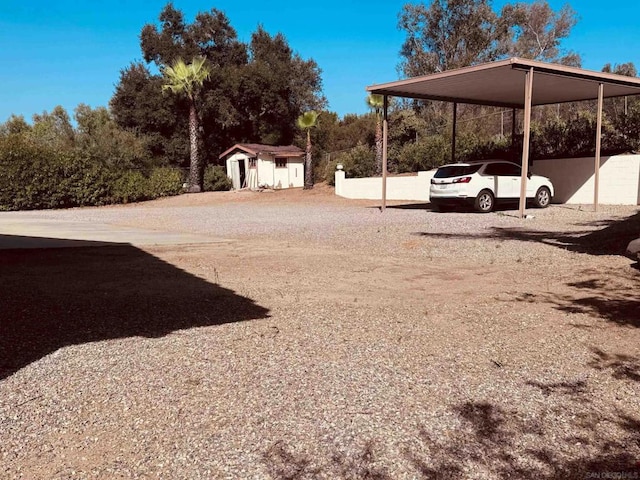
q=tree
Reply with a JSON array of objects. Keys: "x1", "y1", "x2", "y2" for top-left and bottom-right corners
[
  {"x1": 601, "y1": 62, "x2": 640, "y2": 151},
  {"x1": 112, "y1": 3, "x2": 325, "y2": 169},
  {"x1": 110, "y1": 62, "x2": 188, "y2": 164},
  {"x1": 398, "y1": 0, "x2": 506, "y2": 77},
  {"x1": 501, "y1": 1, "x2": 580, "y2": 65},
  {"x1": 74, "y1": 104, "x2": 150, "y2": 169},
  {"x1": 162, "y1": 57, "x2": 211, "y2": 192},
  {"x1": 366, "y1": 94, "x2": 385, "y2": 175},
  {"x1": 297, "y1": 111, "x2": 319, "y2": 189},
  {"x1": 398, "y1": 0, "x2": 580, "y2": 77},
  {"x1": 0, "y1": 115, "x2": 31, "y2": 137},
  {"x1": 602, "y1": 62, "x2": 637, "y2": 77},
  {"x1": 240, "y1": 26, "x2": 326, "y2": 145},
  {"x1": 31, "y1": 106, "x2": 76, "y2": 149},
  {"x1": 139, "y1": 3, "x2": 246, "y2": 165}
]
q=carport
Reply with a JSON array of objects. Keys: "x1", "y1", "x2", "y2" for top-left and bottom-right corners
[{"x1": 366, "y1": 57, "x2": 640, "y2": 217}]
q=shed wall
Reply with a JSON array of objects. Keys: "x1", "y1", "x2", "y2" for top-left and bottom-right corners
[
  {"x1": 224, "y1": 151, "x2": 304, "y2": 189},
  {"x1": 288, "y1": 161, "x2": 304, "y2": 188}
]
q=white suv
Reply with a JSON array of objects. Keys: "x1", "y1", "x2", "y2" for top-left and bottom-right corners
[{"x1": 429, "y1": 160, "x2": 554, "y2": 213}]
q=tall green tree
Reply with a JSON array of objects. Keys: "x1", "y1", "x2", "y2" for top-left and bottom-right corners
[
  {"x1": 74, "y1": 104, "x2": 150, "y2": 169},
  {"x1": 366, "y1": 94, "x2": 385, "y2": 175},
  {"x1": 0, "y1": 115, "x2": 30, "y2": 137},
  {"x1": 399, "y1": 0, "x2": 506, "y2": 76},
  {"x1": 500, "y1": 1, "x2": 580, "y2": 65},
  {"x1": 398, "y1": 0, "x2": 580, "y2": 77},
  {"x1": 601, "y1": 62, "x2": 640, "y2": 151},
  {"x1": 139, "y1": 2, "x2": 248, "y2": 160},
  {"x1": 162, "y1": 57, "x2": 211, "y2": 192},
  {"x1": 31, "y1": 106, "x2": 76, "y2": 149},
  {"x1": 111, "y1": 3, "x2": 325, "y2": 168},
  {"x1": 297, "y1": 111, "x2": 319, "y2": 189},
  {"x1": 110, "y1": 62, "x2": 188, "y2": 164},
  {"x1": 241, "y1": 27, "x2": 326, "y2": 144}
]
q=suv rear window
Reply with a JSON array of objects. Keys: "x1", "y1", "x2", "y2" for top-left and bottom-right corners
[{"x1": 434, "y1": 164, "x2": 482, "y2": 178}]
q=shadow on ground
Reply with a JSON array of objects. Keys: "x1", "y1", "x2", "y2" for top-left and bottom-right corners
[
  {"x1": 415, "y1": 210, "x2": 640, "y2": 326},
  {"x1": 415, "y1": 210, "x2": 640, "y2": 256},
  {"x1": 403, "y1": 399, "x2": 640, "y2": 480},
  {"x1": 383, "y1": 202, "x2": 544, "y2": 213},
  {"x1": 516, "y1": 273, "x2": 640, "y2": 327},
  {"x1": 0, "y1": 235, "x2": 270, "y2": 380},
  {"x1": 385, "y1": 203, "x2": 434, "y2": 211},
  {"x1": 263, "y1": 367, "x2": 640, "y2": 479},
  {"x1": 589, "y1": 347, "x2": 640, "y2": 383}
]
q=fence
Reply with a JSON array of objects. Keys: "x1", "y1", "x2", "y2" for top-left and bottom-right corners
[
  {"x1": 334, "y1": 155, "x2": 640, "y2": 205},
  {"x1": 334, "y1": 168, "x2": 435, "y2": 201}
]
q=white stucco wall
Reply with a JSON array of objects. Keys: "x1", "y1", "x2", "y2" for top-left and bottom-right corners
[
  {"x1": 334, "y1": 155, "x2": 640, "y2": 205},
  {"x1": 532, "y1": 154, "x2": 640, "y2": 205},
  {"x1": 335, "y1": 170, "x2": 435, "y2": 201}
]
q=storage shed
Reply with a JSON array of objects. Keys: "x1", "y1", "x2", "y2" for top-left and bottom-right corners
[{"x1": 220, "y1": 143, "x2": 304, "y2": 190}]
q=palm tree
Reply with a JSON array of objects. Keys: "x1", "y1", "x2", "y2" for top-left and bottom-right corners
[
  {"x1": 297, "y1": 111, "x2": 319, "y2": 190},
  {"x1": 366, "y1": 94, "x2": 384, "y2": 176},
  {"x1": 162, "y1": 57, "x2": 211, "y2": 193}
]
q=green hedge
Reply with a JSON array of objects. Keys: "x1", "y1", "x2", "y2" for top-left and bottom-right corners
[{"x1": 0, "y1": 135, "x2": 184, "y2": 210}]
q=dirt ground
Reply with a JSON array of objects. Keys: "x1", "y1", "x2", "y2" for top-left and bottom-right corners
[{"x1": 1, "y1": 187, "x2": 639, "y2": 479}]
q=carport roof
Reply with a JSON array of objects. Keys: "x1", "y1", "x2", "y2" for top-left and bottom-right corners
[{"x1": 366, "y1": 57, "x2": 640, "y2": 108}]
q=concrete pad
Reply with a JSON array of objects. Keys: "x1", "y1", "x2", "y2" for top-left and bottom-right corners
[{"x1": 0, "y1": 216, "x2": 229, "y2": 250}]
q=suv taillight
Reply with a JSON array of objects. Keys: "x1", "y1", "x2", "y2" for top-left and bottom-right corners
[{"x1": 453, "y1": 176, "x2": 472, "y2": 183}]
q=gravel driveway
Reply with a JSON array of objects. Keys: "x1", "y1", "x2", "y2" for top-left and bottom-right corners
[{"x1": 1, "y1": 189, "x2": 639, "y2": 479}]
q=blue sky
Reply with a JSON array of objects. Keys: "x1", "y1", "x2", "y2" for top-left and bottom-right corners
[{"x1": 1, "y1": 1, "x2": 639, "y2": 123}]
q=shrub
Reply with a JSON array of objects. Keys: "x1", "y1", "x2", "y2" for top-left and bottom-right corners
[
  {"x1": 393, "y1": 136, "x2": 449, "y2": 173},
  {"x1": 460, "y1": 135, "x2": 513, "y2": 163},
  {"x1": 111, "y1": 170, "x2": 149, "y2": 204},
  {"x1": 0, "y1": 131, "x2": 188, "y2": 210},
  {"x1": 0, "y1": 135, "x2": 111, "y2": 210},
  {"x1": 147, "y1": 167, "x2": 184, "y2": 198},
  {"x1": 204, "y1": 165, "x2": 232, "y2": 191},
  {"x1": 325, "y1": 144, "x2": 376, "y2": 185},
  {"x1": 108, "y1": 167, "x2": 184, "y2": 204}
]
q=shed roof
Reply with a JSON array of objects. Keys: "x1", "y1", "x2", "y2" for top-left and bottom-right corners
[
  {"x1": 219, "y1": 143, "x2": 304, "y2": 160},
  {"x1": 367, "y1": 57, "x2": 640, "y2": 108}
]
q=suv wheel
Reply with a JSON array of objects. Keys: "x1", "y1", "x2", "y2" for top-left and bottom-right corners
[
  {"x1": 474, "y1": 190, "x2": 495, "y2": 213},
  {"x1": 534, "y1": 186, "x2": 551, "y2": 208}
]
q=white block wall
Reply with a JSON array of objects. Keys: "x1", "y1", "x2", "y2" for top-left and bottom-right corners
[
  {"x1": 334, "y1": 155, "x2": 640, "y2": 205},
  {"x1": 532, "y1": 155, "x2": 640, "y2": 205},
  {"x1": 335, "y1": 170, "x2": 435, "y2": 201}
]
